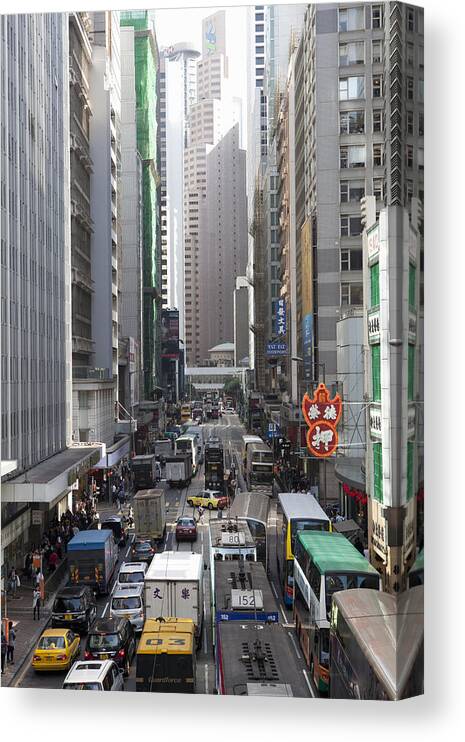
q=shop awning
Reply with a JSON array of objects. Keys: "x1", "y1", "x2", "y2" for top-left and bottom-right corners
[
  {"x1": 93, "y1": 436, "x2": 131, "y2": 469},
  {"x1": 1, "y1": 444, "x2": 105, "y2": 504},
  {"x1": 334, "y1": 457, "x2": 365, "y2": 491}
]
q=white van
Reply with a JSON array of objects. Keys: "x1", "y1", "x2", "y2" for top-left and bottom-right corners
[
  {"x1": 110, "y1": 584, "x2": 145, "y2": 632},
  {"x1": 115, "y1": 561, "x2": 147, "y2": 590},
  {"x1": 62, "y1": 660, "x2": 124, "y2": 691}
]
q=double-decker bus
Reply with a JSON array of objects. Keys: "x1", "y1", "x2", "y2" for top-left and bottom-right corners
[
  {"x1": 241, "y1": 435, "x2": 262, "y2": 465},
  {"x1": 204, "y1": 440, "x2": 224, "y2": 491},
  {"x1": 245, "y1": 442, "x2": 274, "y2": 492},
  {"x1": 293, "y1": 531, "x2": 380, "y2": 693},
  {"x1": 229, "y1": 492, "x2": 270, "y2": 572},
  {"x1": 329, "y1": 586, "x2": 424, "y2": 700},
  {"x1": 277, "y1": 492, "x2": 331, "y2": 607}
]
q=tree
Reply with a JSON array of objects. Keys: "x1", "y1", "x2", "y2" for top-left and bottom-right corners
[{"x1": 223, "y1": 378, "x2": 241, "y2": 398}]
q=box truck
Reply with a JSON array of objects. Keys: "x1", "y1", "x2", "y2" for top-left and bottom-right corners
[
  {"x1": 164, "y1": 453, "x2": 192, "y2": 487},
  {"x1": 131, "y1": 454, "x2": 157, "y2": 490},
  {"x1": 144, "y1": 552, "x2": 204, "y2": 647},
  {"x1": 67, "y1": 530, "x2": 118, "y2": 595},
  {"x1": 133, "y1": 488, "x2": 167, "y2": 543}
]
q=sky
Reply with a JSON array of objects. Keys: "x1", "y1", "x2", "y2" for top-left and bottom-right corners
[{"x1": 153, "y1": 4, "x2": 249, "y2": 112}]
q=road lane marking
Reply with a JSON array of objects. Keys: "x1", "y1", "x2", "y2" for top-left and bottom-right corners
[
  {"x1": 279, "y1": 604, "x2": 287, "y2": 623},
  {"x1": 303, "y1": 669, "x2": 316, "y2": 698},
  {"x1": 288, "y1": 630, "x2": 302, "y2": 660},
  {"x1": 204, "y1": 663, "x2": 209, "y2": 694},
  {"x1": 270, "y1": 582, "x2": 279, "y2": 600},
  {"x1": 101, "y1": 601, "x2": 109, "y2": 618}
]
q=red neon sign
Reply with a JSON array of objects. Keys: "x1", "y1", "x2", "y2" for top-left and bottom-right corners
[{"x1": 302, "y1": 383, "x2": 342, "y2": 458}]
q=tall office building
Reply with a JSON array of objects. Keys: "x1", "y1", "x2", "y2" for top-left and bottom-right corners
[
  {"x1": 198, "y1": 123, "x2": 247, "y2": 361},
  {"x1": 120, "y1": 11, "x2": 162, "y2": 399},
  {"x1": 161, "y1": 42, "x2": 200, "y2": 338},
  {"x1": 183, "y1": 10, "x2": 237, "y2": 366},
  {"x1": 0, "y1": 12, "x2": 98, "y2": 576}
]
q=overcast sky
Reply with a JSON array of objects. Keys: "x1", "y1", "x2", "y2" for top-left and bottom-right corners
[{"x1": 153, "y1": 4, "x2": 248, "y2": 108}]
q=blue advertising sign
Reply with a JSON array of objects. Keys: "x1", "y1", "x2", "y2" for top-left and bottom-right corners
[
  {"x1": 267, "y1": 422, "x2": 281, "y2": 440},
  {"x1": 216, "y1": 611, "x2": 279, "y2": 623},
  {"x1": 275, "y1": 298, "x2": 287, "y2": 336},
  {"x1": 266, "y1": 341, "x2": 288, "y2": 357},
  {"x1": 302, "y1": 313, "x2": 313, "y2": 380}
]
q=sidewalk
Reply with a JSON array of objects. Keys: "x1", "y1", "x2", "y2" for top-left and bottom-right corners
[{"x1": 1, "y1": 561, "x2": 68, "y2": 687}]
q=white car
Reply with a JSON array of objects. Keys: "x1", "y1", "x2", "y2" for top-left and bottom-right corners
[
  {"x1": 224, "y1": 407, "x2": 235, "y2": 414},
  {"x1": 110, "y1": 584, "x2": 145, "y2": 632},
  {"x1": 63, "y1": 660, "x2": 124, "y2": 691},
  {"x1": 115, "y1": 561, "x2": 147, "y2": 590}
]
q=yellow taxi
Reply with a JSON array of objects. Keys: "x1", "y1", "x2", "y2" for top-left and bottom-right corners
[
  {"x1": 186, "y1": 490, "x2": 229, "y2": 510},
  {"x1": 32, "y1": 628, "x2": 80, "y2": 672}
]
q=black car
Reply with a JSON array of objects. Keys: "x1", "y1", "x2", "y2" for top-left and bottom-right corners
[
  {"x1": 85, "y1": 617, "x2": 136, "y2": 676},
  {"x1": 51, "y1": 586, "x2": 97, "y2": 634},
  {"x1": 131, "y1": 538, "x2": 156, "y2": 563}
]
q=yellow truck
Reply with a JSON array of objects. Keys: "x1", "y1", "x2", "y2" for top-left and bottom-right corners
[{"x1": 135, "y1": 618, "x2": 196, "y2": 693}]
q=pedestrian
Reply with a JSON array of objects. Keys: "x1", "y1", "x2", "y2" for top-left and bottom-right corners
[
  {"x1": 198, "y1": 505, "x2": 204, "y2": 523},
  {"x1": 48, "y1": 549, "x2": 58, "y2": 573},
  {"x1": 1, "y1": 629, "x2": 7, "y2": 674},
  {"x1": 33, "y1": 587, "x2": 41, "y2": 620},
  {"x1": 34, "y1": 567, "x2": 44, "y2": 589},
  {"x1": 8, "y1": 568, "x2": 20, "y2": 597},
  {"x1": 116, "y1": 493, "x2": 120, "y2": 511},
  {"x1": 7, "y1": 622, "x2": 15, "y2": 665}
]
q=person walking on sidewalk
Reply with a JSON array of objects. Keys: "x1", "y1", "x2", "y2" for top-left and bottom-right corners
[
  {"x1": 33, "y1": 587, "x2": 41, "y2": 620},
  {"x1": 1, "y1": 629, "x2": 7, "y2": 674},
  {"x1": 7, "y1": 622, "x2": 16, "y2": 665}
]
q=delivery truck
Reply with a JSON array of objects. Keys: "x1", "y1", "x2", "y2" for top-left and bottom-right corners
[
  {"x1": 133, "y1": 488, "x2": 167, "y2": 543},
  {"x1": 144, "y1": 552, "x2": 204, "y2": 648},
  {"x1": 152, "y1": 438, "x2": 173, "y2": 464},
  {"x1": 136, "y1": 618, "x2": 196, "y2": 693},
  {"x1": 67, "y1": 529, "x2": 118, "y2": 595},
  {"x1": 131, "y1": 454, "x2": 157, "y2": 490},
  {"x1": 164, "y1": 453, "x2": 192, "y2": 487}
]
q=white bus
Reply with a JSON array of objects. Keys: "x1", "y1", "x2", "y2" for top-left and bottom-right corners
[{"x1": 175, "y1": 434, "x2": 199, "y2": 474}]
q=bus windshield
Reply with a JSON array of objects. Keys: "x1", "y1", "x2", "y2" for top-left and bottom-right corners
[
  {"x1": 291, "y1": 518, "x2": 328, "y2": 551},
  {"x1": 325, "y1": 573, "x2": 379, "y2": 617},
  {"x1": 177, "y1": 439, "x2": 192, "y2": 452}
]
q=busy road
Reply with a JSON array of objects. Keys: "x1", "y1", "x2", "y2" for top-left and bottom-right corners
[{"x1": 11, "y1": 413, "x2": 314, "y2": 696}]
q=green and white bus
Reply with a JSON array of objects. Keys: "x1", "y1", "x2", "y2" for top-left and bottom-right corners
[{"x1": 293, "y1": 531, "x2": 380, "y2": 693}]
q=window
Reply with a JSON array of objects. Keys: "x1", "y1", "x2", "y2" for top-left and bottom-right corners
[
  {"x1": 340, "y1": 145, "x2": 366, "y2": 168},
  {"x1": 339, "y1": 42, "x2": 365, "y2": 66},
  {"x1": 406, "y1": 42, "x2": 414, "y2": 66},
  {"x1": 407, "y1": 110, "x2": 414, "y2": 135},
  {"x1": 419, "y1": 46, "x2": 424, "y2": 69},
  {"x1": 372, "y1": 5, "x2": 383, "y2": 28},
  {"x1": 406, "y1": 145, "x2": 414, "y2": 168},
  {"x1": 407, "y1": 7, "x2": 415, "y2": 32},
  {"x1": 373, "y1": 144, "x2": 384, "y2": 167},
  {"x1": 373, "y1": 109, "x2": 383, "y2": 133},
  {"x1": 373, "y1": 178, "x2": 384, "y2": 200},
  {"x1": 419, "y1": 112, "x2": 424, "y2": 137},
  {"x1": 407, "y1": 77, "x2": 414, "y2": 100},
  {"x1": 339, "y1": 110, "x2": 365, "y2": 134},
  {"x1": 338, "y1": 7, "x2": 364, "y2": 32},
  {"x1": 409, "y1": 264, "x2": 416, "y2": 308},
  {"x1": 418, "y1": 148, "x2": 424, "y2": 171},
  {"x1": 341, "y1": 282, "x2": 363, "y2": 306},
  {"x1": 339, "y1": 76, "x2": 365, "y2": 100},
  {"x1": 418, "y1": 79, "x2": 424, "y2": 101},
  {"x1": 372, "y1": 75, "x2": 383, "y2": 98},
  {"x1": 405, "y1": 179, "x2": 414, "y2": 203},
  {"x1": 372, "y1": 39, "x2": 383, "y2": 63},
  {"x1": 341, "y1": 248, "x2": 363, "y2": 271},
  {"x1": 340, "y1": 215, "x2": 363, "y2": 237},
  {"x1": 340, "y1": 180, "x2": 365, "y2": 203},
  {"x1": 408, "y1": 345, "x2": 415, "y2": 400}
]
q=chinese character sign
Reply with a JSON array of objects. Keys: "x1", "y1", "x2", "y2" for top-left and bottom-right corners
[
  {"x1": 275, "y1": 298, "x2": 287, "y2": 336},
  {"x1": 302, "y1": 383, "x2": 342, "y2": 458}
]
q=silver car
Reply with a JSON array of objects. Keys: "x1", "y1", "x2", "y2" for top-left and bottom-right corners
[{"x1": 109, "y1": 584, "x2": 145, "y2": 632}]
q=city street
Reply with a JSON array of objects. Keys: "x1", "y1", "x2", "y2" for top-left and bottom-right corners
[{"x1": 9, "y1": 414, "x2": 314, "y2": 697}]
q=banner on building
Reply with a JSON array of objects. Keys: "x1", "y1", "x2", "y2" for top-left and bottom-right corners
[
  {"x1": 301, "y1": 219, "x2": 314, "y2": 380},
  {"x1": 266, "y1": 341, "x2": 288, "y2": 357},
  {"x1": 302, "y1": 383, "x2": 342, "y2": 458},
  {"x1": 161, "y1": 309, "x2": 180, "y2": 359},
  {"x1": 275, "y1": 298, "x2": 287, "y2": 336}
]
